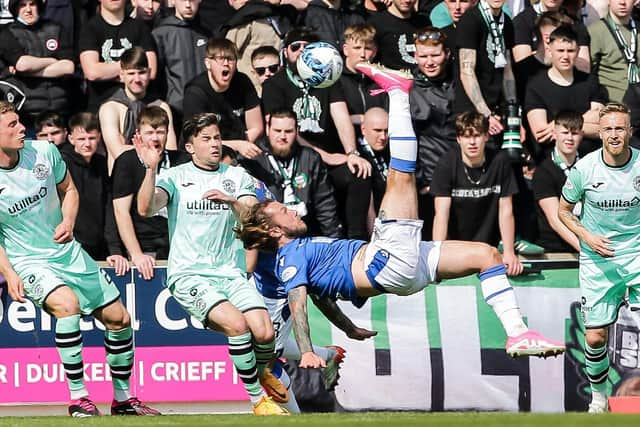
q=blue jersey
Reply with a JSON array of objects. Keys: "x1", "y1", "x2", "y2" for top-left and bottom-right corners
[
  {"x1": 254, "y1": 252, "x2": 285, "y2": 299},
  {"x1": 275, "y1": 237, "x2": 368, "y2": 307}
]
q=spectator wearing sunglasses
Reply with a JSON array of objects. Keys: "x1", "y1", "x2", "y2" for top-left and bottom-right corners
[
  {"x1": 409, "y1": 27, "x2": 457, "y2": 239},
  {"x1": 251, "y1": 46, "x2": 281, "y2": 97},
  {"x1": 183, "y1": 38, "x2": 264, "y2": 159},
  {"x1": 262, "y1": 27, "x2": 373, "y2": 240},
  {"x1": 339, "y1": 24, "x2": 388, "y2": 135},
  {"x1": 152, "y1": 0, "x2": 209, "y2": 130}
]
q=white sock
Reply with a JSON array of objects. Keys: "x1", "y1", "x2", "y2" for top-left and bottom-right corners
[
  {"x1": 250, "y1": 392, "x2": 266, "y2": 405},
  {"x1": 591, "y1": 390, "x2": 607, "y2": 406},
  {"x1": 282, "y1": 338, "x2": 331, "y2": 361},
  {"x1": 387, "y1": 89, "x2": 416, "y2": 172},
  {"x1": 479, "y1": 265, "x2": 528, "y2": 337},
  {"x1": 70, "y1": 388, "x2": 89, "y2": 401},
  {"x1": 113, "y1": 388, "x2": 131, "y2": 403}
]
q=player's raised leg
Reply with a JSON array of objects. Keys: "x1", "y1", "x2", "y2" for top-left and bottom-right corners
[
  {"x1": 94, "y1": 300, "x2": 160, "y2": 415},
  {"x1": 45, "y1": 286, "x2": 101, "y2": 417},
  {"x1": 437, "y1": 241, "x2": 565, "y2": 357},
  {"x1": 355, "y1": 62, "x2": 417, "y2": 220}
]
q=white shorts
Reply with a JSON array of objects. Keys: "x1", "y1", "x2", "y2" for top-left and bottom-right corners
[
  {"x1": 262, "y1": 295, "x2": 292, "y2": 354},
  {"x1": 364, "y1": 218, "x2": 441, "y2": 296}
]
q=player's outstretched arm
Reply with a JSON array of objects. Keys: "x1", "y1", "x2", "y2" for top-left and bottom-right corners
[
  {"x1": 0, "y1": 244, "x2": 24, "y2": 302},
  {"x1": 54, "y1": 172, "x2": 78, "y2": 244},
  {"x1": 288, "y1": 286, "x2": 326, "y2": 369},
  {"x1": 310, "y1": 295, "x2": 377, "y2": 341},
  {"x1": 558, "y1": 197, "x2": 613, "y2": 257},
  {"x1": 201, "y1": 192, "x2": 257, "y2": 220}
]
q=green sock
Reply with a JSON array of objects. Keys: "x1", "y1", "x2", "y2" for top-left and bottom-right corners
[
  {"x1": 253, "y1": 339, "x2": 275, "y2": 375},
  {"x1": 585, "y1": 342, "x2": 609, "y2": 394},
  {"x1": 104, "y1": 328, "x2": 134, "y2": 394},
  {"x1": 55, "y1": 314, "x2": 88, "y2": 400},
  {"x1": 228, "y1": 332, "x2": 262, "y2": 402}
]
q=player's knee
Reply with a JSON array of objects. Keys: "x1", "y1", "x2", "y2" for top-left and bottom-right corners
[
  {"x1": 225, "y1": 318, "x2": 250, "y2": 336},
  {"x1": 484, "y1": 244, "x2": 503, "y2": 267},
  {"x1": 101, "y1": 306, "x2": 131, "y2": 330},
  {"x1": 252, "y1": 324, "x2": 275, "y2": 344},
  {"x1": 51, "y1": 301, "x2": 81, "y2": 318},
  {"x1": 585, "y1": 329, "x2": 607, "y2": 348},
  {"x1": 45, "y1": 288, "x2": 80, "y2": 317}
]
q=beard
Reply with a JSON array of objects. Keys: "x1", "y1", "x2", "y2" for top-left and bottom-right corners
[{"x1": 271, "y1": 143, "x2": 293, "y2": 159}]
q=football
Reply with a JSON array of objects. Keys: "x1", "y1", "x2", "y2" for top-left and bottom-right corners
[{"x1": 296, "y1": 42, "x2": 344, "y2": 89}]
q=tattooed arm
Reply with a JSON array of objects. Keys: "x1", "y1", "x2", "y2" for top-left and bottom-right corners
[
  {"x1": 310, "y1": 294, "x2": 377, "y2": 340},
  {"x1": 459, "y1": 48, "x2": 492, "y2": 117},
  {"x1": 288, "y1": 286, "x2": 327, "y2": 368},
  {"x1": 558, "y1": 197, "x2": 613, "y2": 257}
]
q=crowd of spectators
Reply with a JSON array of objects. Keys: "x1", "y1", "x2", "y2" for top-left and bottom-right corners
[{"x1": 0, "y1": 0, "x2": 636, "y2": 275}]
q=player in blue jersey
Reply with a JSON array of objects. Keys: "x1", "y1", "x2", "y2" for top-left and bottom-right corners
[
  {"x1": 558, "y1": 102, "x2": 640, "y2": 413},
  {"x1": 136, "y1": 113, "x2": 289, "y2": 416},
  {"x1": 237, "y1": 63, "x2": 566, "y2": 370},
  {"x1": 0, "y1": 101, "x2": 159, "y2": 417}
]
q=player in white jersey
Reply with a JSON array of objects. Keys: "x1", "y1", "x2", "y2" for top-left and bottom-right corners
[
  {"x1": 559, "y1": 102, "x2": 640, "y2": 413},
  {"x1": 238, "y1": 63, "x2": 566, "y2": 371},
  {"x1": 136, "y1": 112, "x2": 289, "y2": 416},
  {"x1": 0, "y1": 101, "x2": 159, "y2": 417}
]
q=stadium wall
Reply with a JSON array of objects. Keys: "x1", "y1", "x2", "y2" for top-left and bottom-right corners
[{"x1": 0, "y1": 260, "x2": 638, "y2": 414}]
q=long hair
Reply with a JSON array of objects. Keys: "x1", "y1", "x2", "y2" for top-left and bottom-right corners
[{"x1": 235, "y1": 200, "x2": 279, "y2": 252}]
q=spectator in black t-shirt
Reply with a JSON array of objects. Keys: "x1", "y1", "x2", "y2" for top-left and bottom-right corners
[
  {"x1": 339, "y1": 24, "x2": 388, "y2": 136},
  {"x1": 183, "y1": 37, "x2": 264, "y2": 159},
  {"x1": 250, "y1": 46, "x2": 281, "y2": 98},
  {"x1": 512, "y1": 11, "x2": 571, "y2": 104},
  {"x1": 262, "y1": 27, "x2": 373, "y2": 240},
  {"x1": 511, "y1": 0, "x2": 590, "y2": 72},
  {"x1": 60, "y1": 112, "x2": 129, "y2": 272},
  {"x1": 433, "y1": 0, "x2": 477, "y2": 58},
  {"x1": 112, "y1": 106, "x2": 188, "y2": 279},
  {"x1": 532, "y1": 110, "x2": 581, "y2": 253},
  {"x1": 430, "y1": 111, "x2": 523, "y2": 276},
  {"x1": 79, "y1": 0, "x2": 157, "y2": 113},
  {"x1": 524, "y1": 25, "x2": 604, "y2": 154},
  {"x1": 367, "y1": 0, "x2": 431, "y2": 70},
  {"x1": 455, "y1": 0, "x2": 517, "y2": 140}
]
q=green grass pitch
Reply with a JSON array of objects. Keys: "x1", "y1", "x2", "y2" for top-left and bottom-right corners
[{"x1": 0, "y1": 412, "x2": 635, "y2": 427}]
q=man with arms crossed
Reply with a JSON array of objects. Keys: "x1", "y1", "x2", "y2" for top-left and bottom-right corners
[
  {"x1": 237, "y1": 64, "x2": 565, "y2": 369},
  {"x1": 135, "y1": 113, "x2": 289, "y2": 416},
  {"x1": 558, "y1": 102, "x2": 640, "y2": 413},
  {"x1": 0, "y1": 101, "x2": 158, "y2": 417}
]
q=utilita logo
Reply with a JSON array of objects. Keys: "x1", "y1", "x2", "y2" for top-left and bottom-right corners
[
  {"x1": 8, "y1": 187, "x2": 47, "y2": 214},
  {"x1": 595, "y1": 196, "x2": 640, "y2": 209}
]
